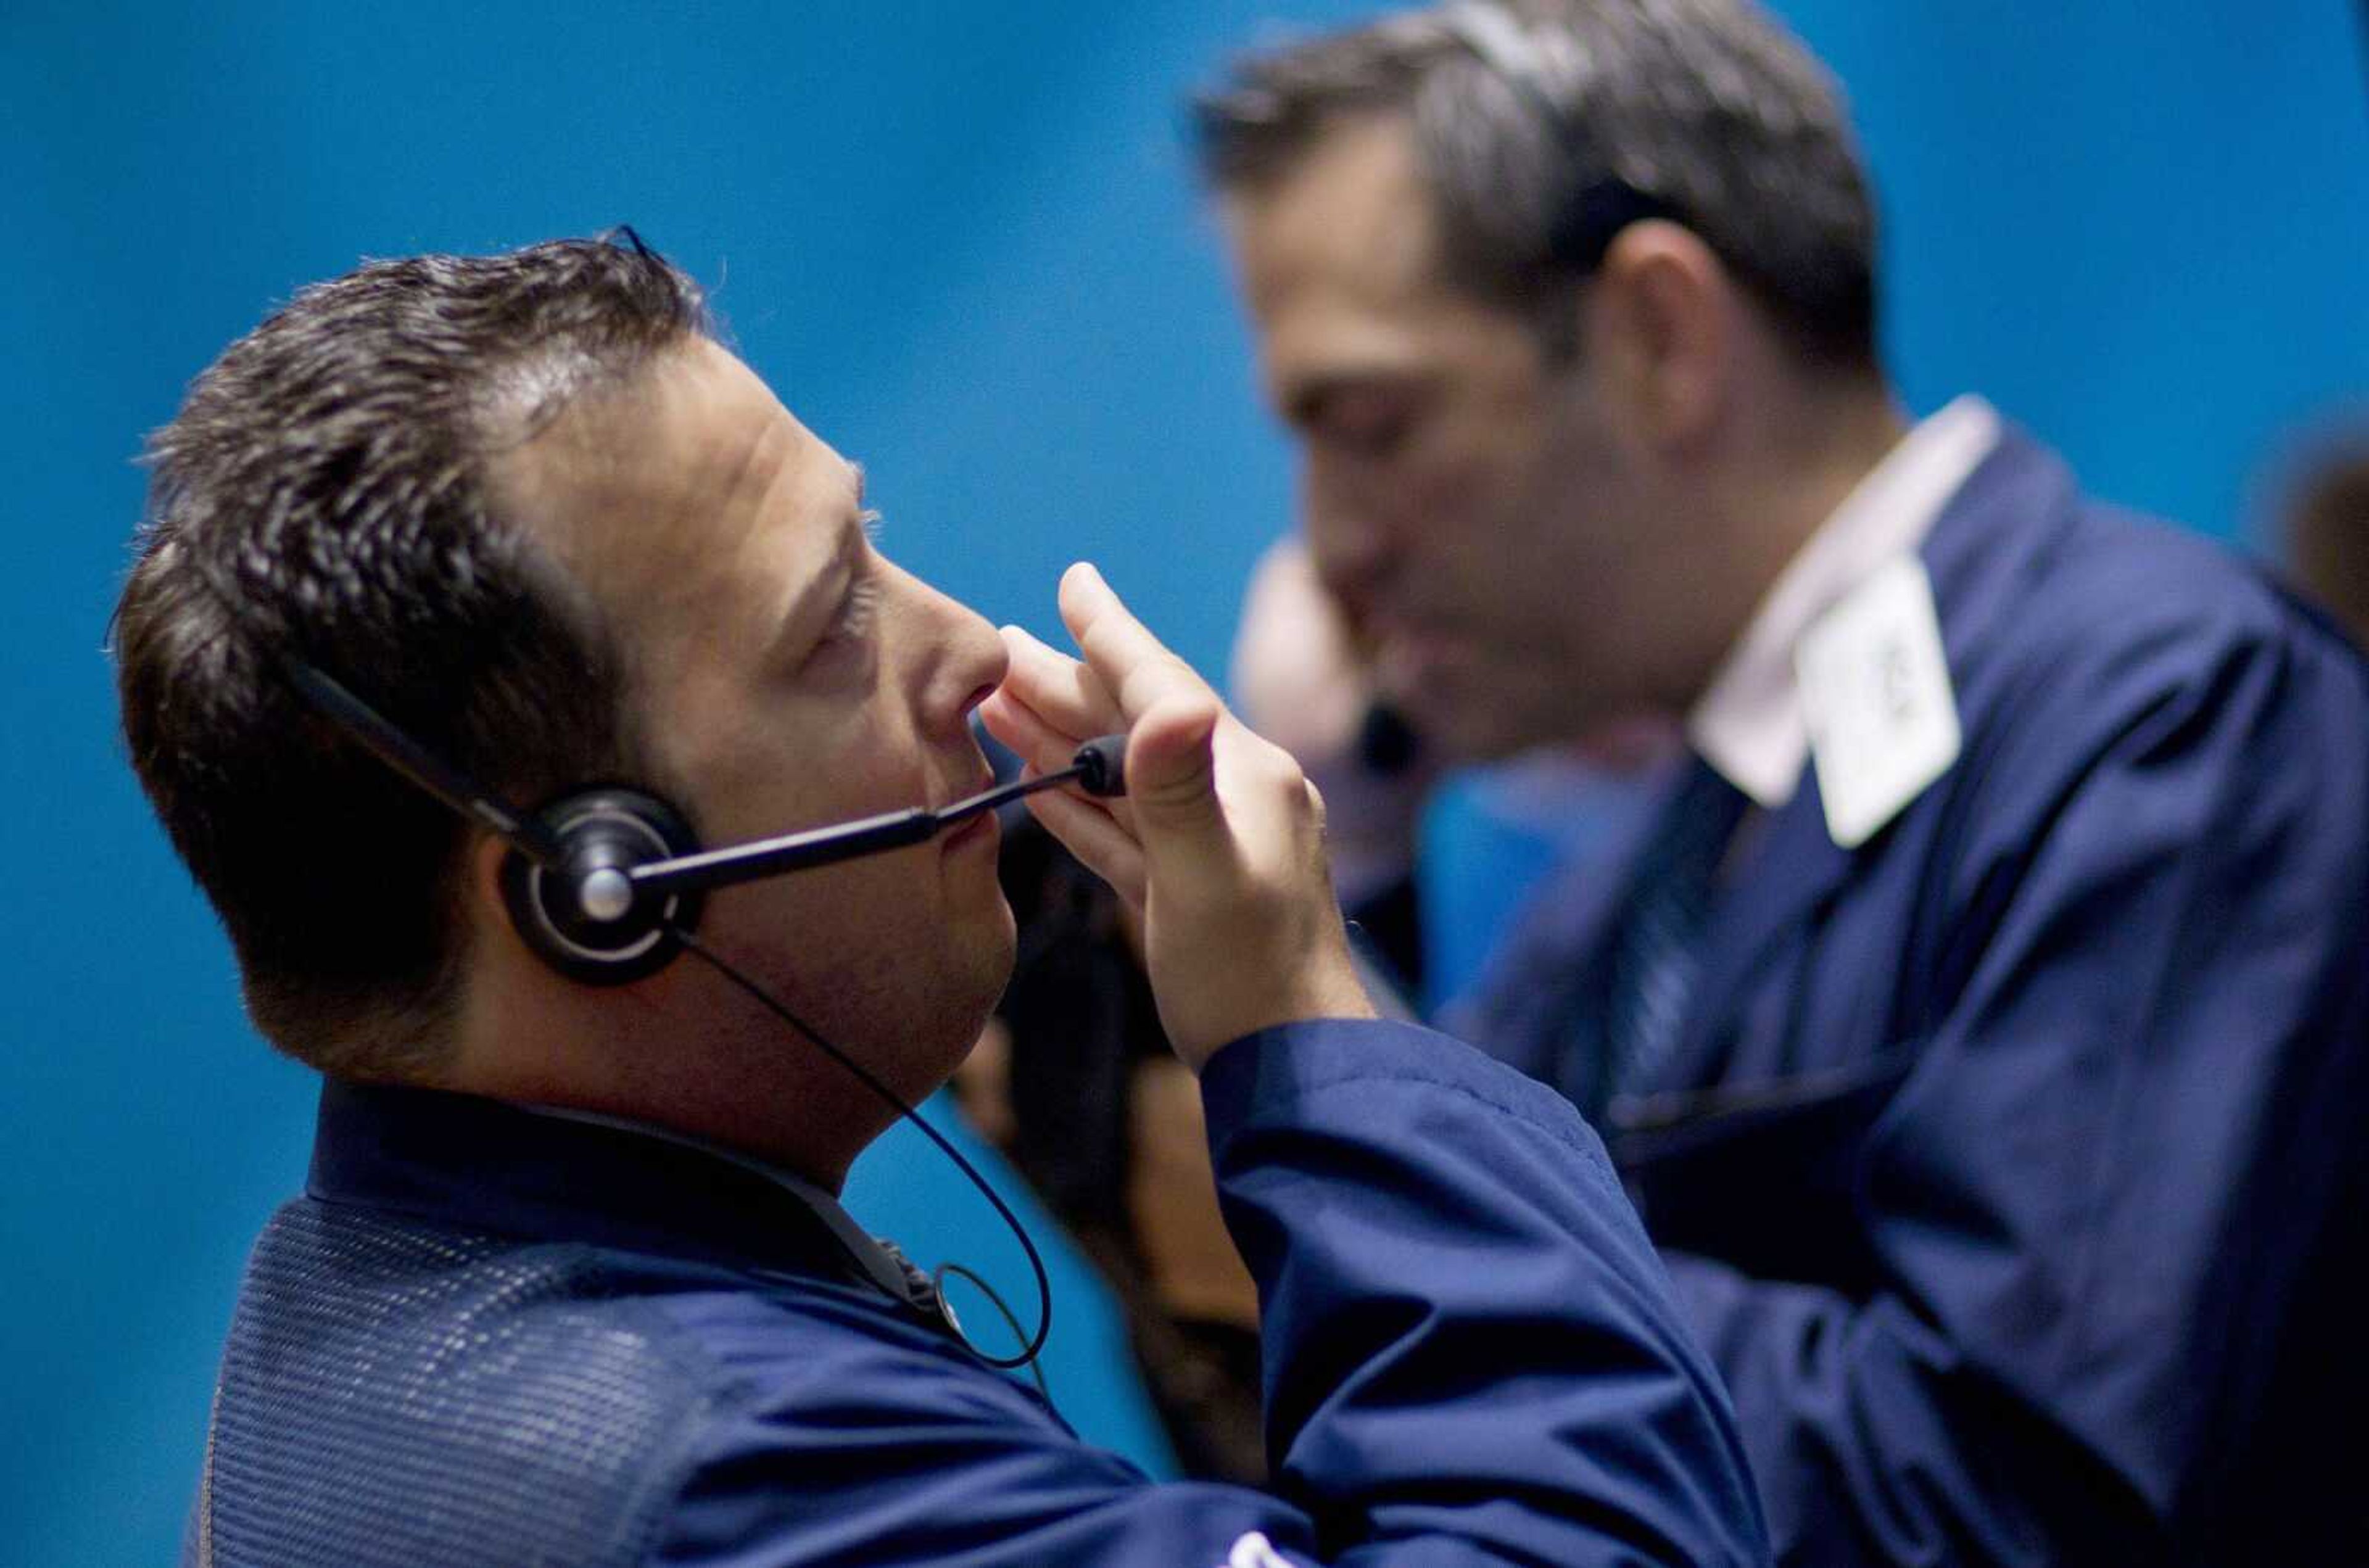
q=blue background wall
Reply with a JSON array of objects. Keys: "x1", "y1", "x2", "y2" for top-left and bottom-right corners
[{"x1": 4, "y1": 4, "x2": 2363, "y2": 1561}]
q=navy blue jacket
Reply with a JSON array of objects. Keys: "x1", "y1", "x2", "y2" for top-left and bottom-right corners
[
  {"x1": 186, "y1": 1020, "x2": 1768, "y2": 1566},
  {"x1": 1455, "y1": 430, "x2": 2369, "y2": 1562}
]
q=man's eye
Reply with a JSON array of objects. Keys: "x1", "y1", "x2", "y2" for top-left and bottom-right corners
[
  {"x1": 808, "y1": 513, "x2": 885, "y2": 665},
  {"x1": 820, "y1": 577, "x2": 881, "y2": 653},
  {"x1": 1320, "y1": 397, "x2": 1413, "y2": 458}
]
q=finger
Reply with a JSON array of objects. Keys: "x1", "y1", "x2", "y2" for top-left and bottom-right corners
[
  {"x1": 1122, "y1": 692, "x2": 1226, "y2": 846},
  {"x1": 1022, "y1": 788, "x2": 1148, "y2": 907},
  {"x1": 1057, "y1": 563, "x2": 1217, "y2": 722},
  {"x1": 998, "y1": 624, "x2": 1123, "y2": 739},
  {"x1": 980, "y1": 690, "x2": 1144, "y2": 838},
  {"x1": 1230, "y1": 535, "x2": 1373, "y2": 745},
  {"x1": 978, "y1": 688, "x2": 1080, "y2": 780}
]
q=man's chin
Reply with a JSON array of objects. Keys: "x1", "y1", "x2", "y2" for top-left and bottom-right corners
[{"x1": 957, "y1": 901, "x2": 1020, "y2": 1047}]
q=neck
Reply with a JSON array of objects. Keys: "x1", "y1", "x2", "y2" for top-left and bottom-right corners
[
  {"x1": 439, "y1": 959, "x2": 894, "y2": 1194},
  {"x1": 1768, "y1": 374, "x2": 1910, "y2": 543},
  {"x1": 1671, "y1": 373, "x2": 1905, "y2": 706}
]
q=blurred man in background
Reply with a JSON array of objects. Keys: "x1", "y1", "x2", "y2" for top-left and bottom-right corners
[{"x1": 1178, "y1": 0, "x2": 2368, "y2": 1558}]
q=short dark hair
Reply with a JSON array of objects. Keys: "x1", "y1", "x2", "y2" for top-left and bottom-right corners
[
  {"x1": 1194, "y1": 0, "x2": 1880, "y2": 370},
  {"x1": 113, "y1": 235, "x2": 711, "y2": 1079},
  {"x1": 2284, "y1": 435, "x2": 2369, "y2": 650}
]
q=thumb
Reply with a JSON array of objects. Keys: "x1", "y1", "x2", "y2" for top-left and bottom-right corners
[{"x1": 1124, "y1": 693, "x2": 1225, "y2": 843}]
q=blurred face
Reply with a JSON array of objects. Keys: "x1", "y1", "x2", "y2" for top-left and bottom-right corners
[
  {"x1": 502, "y1": 338, "x2": 1015, "y2": 1105},
  {"x1": 1225, "y1": 116, "x2": 1671, "y2": 757}
]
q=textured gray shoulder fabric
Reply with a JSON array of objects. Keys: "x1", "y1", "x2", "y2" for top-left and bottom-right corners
[{"x1": 189, "y1": 1200, "x2": 713, "y2": 1568}]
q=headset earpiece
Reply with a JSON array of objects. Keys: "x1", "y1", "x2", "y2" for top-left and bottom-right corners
[{"x1": 498, "y1": 787, "x2": 705, "y2": 985}]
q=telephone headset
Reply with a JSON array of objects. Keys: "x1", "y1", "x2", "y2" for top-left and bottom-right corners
[{"x1": 201, "y1": 555, "x2": 1125, "y2": 1377}]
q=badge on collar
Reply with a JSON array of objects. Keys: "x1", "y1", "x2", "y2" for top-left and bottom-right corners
[{"x1": 1795, "y1": 555, "x2": 1961, "y2": 849}]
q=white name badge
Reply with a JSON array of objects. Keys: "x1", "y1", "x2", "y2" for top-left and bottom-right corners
[{"x1": 1795, "y1": 556, "x2": 1961, "y2": 849}]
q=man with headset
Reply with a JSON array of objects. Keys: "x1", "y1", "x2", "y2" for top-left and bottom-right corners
[
  {"x1": 1166, "y1": 0, "x2": 2369, "y2": 1559},
  {"x1": 117, "y1": 236, "x2": 1768, "y2": 1564}
]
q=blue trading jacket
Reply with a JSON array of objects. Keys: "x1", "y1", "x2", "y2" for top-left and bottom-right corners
[
  {"x1": 185, "y1": 1020, "x2": 1769, "y2": 1566},
  {"x1": 1455, "y1": 429, "x2": 2369, "y2": 1563}
]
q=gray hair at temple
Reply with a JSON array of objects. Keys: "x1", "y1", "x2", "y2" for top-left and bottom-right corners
[{"x1": 1193, "y1": 0, "x2": 1880, "y2": 371}]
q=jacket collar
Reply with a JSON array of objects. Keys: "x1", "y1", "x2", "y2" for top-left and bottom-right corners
[{"x1": 306, "y1": 1076, "x2": 927, "y2": 1307}]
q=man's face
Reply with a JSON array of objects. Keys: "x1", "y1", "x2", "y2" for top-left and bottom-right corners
[
  {"x1": 1225, "y1": 116, "x2": 1673, "y2": 758},
  {"x1": 502, "y1": 338, "x2": 1015, "y2": 1104}
]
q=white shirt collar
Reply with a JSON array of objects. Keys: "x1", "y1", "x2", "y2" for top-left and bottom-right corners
[{"x1": 1686, "y1": 395, "x2": 2001, "y2": 807}]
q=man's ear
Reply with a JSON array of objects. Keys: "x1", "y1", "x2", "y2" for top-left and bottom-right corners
[
  {"x1": 463, "y1": 830, "x2": 696, "y2": 1005},
  {"x1": 1584, "y1": 219, "x2": 1735, "y2": 452},
  {"x1": 468, "y1": 833, "x2": 528, "y2": 963}
]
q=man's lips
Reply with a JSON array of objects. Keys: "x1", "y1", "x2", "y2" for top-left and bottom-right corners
[
  {"x1": 938, "y1": 767, "x2": 1004, "y2": 849},
  {"x1": 943, "y1": 807, "x2": 999, "y2": 850},
  {"x1": 1375, "y1": 617, "x2": 1467, "y2": 674},
  {"x1": 1368, "y1": 602, "x2": 1458, "y2": 645}
]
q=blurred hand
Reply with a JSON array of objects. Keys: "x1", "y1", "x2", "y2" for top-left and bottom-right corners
[
  {"x1": 980, "y1": 563, "x2": 1376, "y2": 1071},
  {"x1": 949, "y1": 1018, "x2": 1017, "y2": 1152},
  {"x1": 1128, "y1": 1057, "x2": 1259, "y2": 1328},
  {"x1": 1229, "y1": 537, "x2": 1434, "y2": 895}
]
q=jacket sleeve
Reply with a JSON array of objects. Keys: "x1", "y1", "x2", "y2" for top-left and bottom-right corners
[
  {"x1": 652, "y1": 1020, "x2": 1769, "y2": 1567},
  {"x1": 1666, "y1": 610, "x2": 2369, "y2": 1563}
]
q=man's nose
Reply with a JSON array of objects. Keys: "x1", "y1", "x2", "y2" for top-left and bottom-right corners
[
  {"x1": 1300, "y1": 462, "x2": 1395, "y2": 606},
  {"x1": 915, "y1": 575, "x2": 1010, "y2": 734}
]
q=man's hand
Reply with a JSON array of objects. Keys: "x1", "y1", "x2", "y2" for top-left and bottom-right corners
[
  {"x1": 1230, "y1": 537, "x2": 1436, "y2": 899},
  {"x1": 980, "y1": 563, "x2": 1376, "y2": 1071}
]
